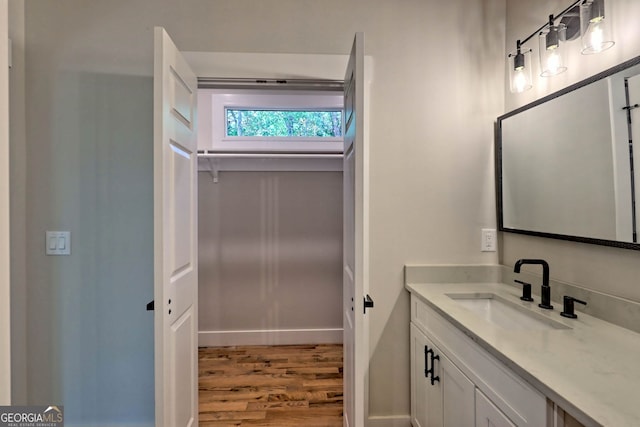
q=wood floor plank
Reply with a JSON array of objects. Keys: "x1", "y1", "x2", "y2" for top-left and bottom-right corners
[
  {"x1": 200, "y1": 411, "x2": 266, "y2": 421},
  {"x1": 199, "y1": 344, "x2": 343, "y2": 426},
  {"x1": 200, "y1": 401, "x2": 249, "y2": 412}
]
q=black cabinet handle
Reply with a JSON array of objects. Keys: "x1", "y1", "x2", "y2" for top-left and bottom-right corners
[
  {"x1": 146, "y1": 300, "x2": 154, "y2": 311},
  {"x1": 429, "y1": 350, "x2": 440, "y2": 385},
  {"x1": 425, "y1": 347, "x2": 440, "y2": 385},
  {"x1": 424, "y1": 345, "x2": 429, "y2": 378}
]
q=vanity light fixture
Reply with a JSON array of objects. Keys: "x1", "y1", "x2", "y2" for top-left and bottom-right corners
[
  {"x1": 508, "y1": 40, "x2": 533, "y2": 93},
  {"x1": 580, "y1": 0, "x2": 615, "y2": 54},
  {"x1": 539, "y1": 15, "x2": 568, "y2": 77},
  {"x1": 507, "y1": 0, "x2": 616, "y2": 92}
]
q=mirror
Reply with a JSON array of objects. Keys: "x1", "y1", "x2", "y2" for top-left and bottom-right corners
[{"x1": 497, "y1": 55, "x2": 640, "y2": 249}]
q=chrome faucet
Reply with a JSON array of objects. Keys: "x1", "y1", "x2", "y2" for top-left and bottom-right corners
[{"x1": 514, "y1": 259, "x2": 553, "y2": 310}]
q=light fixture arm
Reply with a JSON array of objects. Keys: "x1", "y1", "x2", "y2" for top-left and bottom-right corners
[{"x1": 516, "y1": 0, "x2": 582, "y2": 46}]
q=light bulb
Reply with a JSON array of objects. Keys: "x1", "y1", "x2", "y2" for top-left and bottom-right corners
[
  {"x1": 546, "y1": 50, "x2": 561, "y2": 74},
  {"x1": 538, "y1": 22, "x2": 567, "y2": 77},
  {"x1": 513, "y1": 70, "x2": 528, "y2": 93},
  {"x1": 580, "y1": 0, "x2": 614, "y2": 55},
  {"x1": 589, "y1": 23, "x2": 604, "y2": 52},
  {"x1": 508, "y1": 42, "x2": 532, "y2": 93}
]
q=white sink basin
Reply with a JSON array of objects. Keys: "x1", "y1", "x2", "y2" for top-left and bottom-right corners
[{"x1": 446, "y1": 293, "x2": 570, "y2": 331}]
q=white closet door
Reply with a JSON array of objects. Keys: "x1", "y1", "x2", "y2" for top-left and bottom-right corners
[
  {"x1": 153, "y1": 27, "x2": 198, "y2": 427},
  {"x1": 343, "y1": 31, "x2": 369, "y2": 427}
]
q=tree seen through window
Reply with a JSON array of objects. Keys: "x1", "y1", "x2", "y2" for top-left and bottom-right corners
[{"x1": 226, "y1": 109, "x2": 342, "y2": 138}]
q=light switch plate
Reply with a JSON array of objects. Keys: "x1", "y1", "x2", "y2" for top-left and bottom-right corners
[
  {"x1": 46, "y1": 231, "x2": 71, "y2": 255},
  {"x1": 481, "y1": 228, "x2": 497, "y2": 252}
]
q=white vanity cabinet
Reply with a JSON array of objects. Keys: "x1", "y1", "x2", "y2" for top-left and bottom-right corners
[
  {"x1": 411, "y1": 323, "x2": 476, "y2": 427},
  {"x1": 410, "y1": 294, "x2": 547, "y2": 427},
  {"x1": 410, "y1": 323, "x2": 442, "y2": 427}
]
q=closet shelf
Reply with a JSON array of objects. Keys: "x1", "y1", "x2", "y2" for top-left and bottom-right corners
[
  {"x1": 197, "y1": 151, "x2": 344, "y2": 179},
  {"x1": 197, "y1": 151, "x2": 343, "y2": 159}
]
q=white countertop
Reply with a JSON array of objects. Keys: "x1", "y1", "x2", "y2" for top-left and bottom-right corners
[{"x1": 406, "y1": 281, "x2": 640, "y2": 427}]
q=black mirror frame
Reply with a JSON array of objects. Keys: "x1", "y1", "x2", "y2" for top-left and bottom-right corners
[{"x1": 496, "y1": 54, "x2": 640, "y2": 251}]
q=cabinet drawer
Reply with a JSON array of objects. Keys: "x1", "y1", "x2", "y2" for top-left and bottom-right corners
[{"x1": 411, "y1": 295, "x2": 546, "y2": 427}]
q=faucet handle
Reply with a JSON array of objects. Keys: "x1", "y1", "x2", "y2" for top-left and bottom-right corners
[
  {"x1": 560, "y1": 296, "x2": 587, "y2": 319},
  {"x1": 514, "y1": 279, "x2": 534, "y2": 302}
]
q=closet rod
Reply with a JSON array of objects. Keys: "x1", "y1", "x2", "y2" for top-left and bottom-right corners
[
  {"x1": 197, "y1": 77, "x2": 344, "y2": 91},
  {"x1": 198, "y1": 152, "x2": 343, "y2": 159}
]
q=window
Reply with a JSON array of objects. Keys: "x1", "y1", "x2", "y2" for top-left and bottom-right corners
[
  {"x1": 226, "y1": 109, "x2": 342, "y2": 138},
  {"x1": 198, "y1": 89, "x2": 344, "y2": 153}
]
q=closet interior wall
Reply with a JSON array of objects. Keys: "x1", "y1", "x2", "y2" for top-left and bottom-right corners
[{"x1": 197, "y1": 168, "x2": 343, "y2": 346}]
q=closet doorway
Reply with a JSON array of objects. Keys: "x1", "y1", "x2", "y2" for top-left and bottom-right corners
[
  {"x1": 154, "y1": 33, "x2": 370, "y2": 426},
  {"x1": 196, "y1": 86, "x2": 345, "y2": 425},
  {"x1": 197, "y1": 86, "x2": 345, "y2": 347}
]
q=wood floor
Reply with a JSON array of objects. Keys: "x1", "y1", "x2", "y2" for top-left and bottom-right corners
[{"x1": 199, "y1": 344, "x2": 344, "y2": 426}]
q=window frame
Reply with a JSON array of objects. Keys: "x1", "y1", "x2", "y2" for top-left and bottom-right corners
[{"x1": 198, "y1": 88, "x2": 344, "y2": 153}]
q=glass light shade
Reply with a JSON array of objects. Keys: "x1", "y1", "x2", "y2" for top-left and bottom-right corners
[
  {"x1": 539, "y1": 24, "x2": 567, "y2": 77},
  {"x1": 508, "y1": 48, "x2": 532, "y2": 93},
  {"x1": 580, "y1": 0, "x2": 614, "y2": 54}
]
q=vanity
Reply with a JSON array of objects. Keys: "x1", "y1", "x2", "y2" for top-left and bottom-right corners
[
  {"x1": 405, "y1": 265, "x2": 640, "y2": 427},
  {"x1": 404, "y1": 51, "x2": 640, "y2": 427}
]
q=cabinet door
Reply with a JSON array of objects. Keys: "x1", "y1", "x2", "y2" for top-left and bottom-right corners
[
  {"x1": 476, "y1": 388, "x2": 516, "y2": 427},
  {"x1": 441, "y1": 354, "x2": 475, "y2": 427},
  {"x1": 410, "y1": 324, "x2": 442, "y2": 427}
]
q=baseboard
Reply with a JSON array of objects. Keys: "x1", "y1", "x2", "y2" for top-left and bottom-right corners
[
  {"x1": 198, "y1": 328, "x2": 343, "y2": 346},
  {"x1": 367, "y1": 415, "x2": 411, "y2": 427}
]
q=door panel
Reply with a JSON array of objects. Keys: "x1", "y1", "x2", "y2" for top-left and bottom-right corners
[
  {"x1": 171, "y1": 309, "x2": 196, "y2": 427},
  {"x1": 170, "y1": 68, "x2": 195, "y2": 125},
  {"x1": 343, "y1": 32, "x2": 366, "y2": 427},
  {"x1": 154, "y1": 27, "x2": 198, "y2": 427},
  {"x1": 170, "y1": 144, "x2": 193, "y2": 275}
]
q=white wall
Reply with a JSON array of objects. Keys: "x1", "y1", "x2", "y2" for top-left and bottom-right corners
[
  {"x1": 503, "y1": 0, "x2": 640, "y2": 304},
  {"x1": 8, "y1": 0, "x2": 27, "y2": 405},
  {"x1": 0, "y1": 0, "x2": 11, "y2": 405},
  {"x1": 22, "y1": 4, "x2": 156, "y2": 419},
  {"x1": 17, "y1": 0, "x2": 506, "y2": 422}
]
